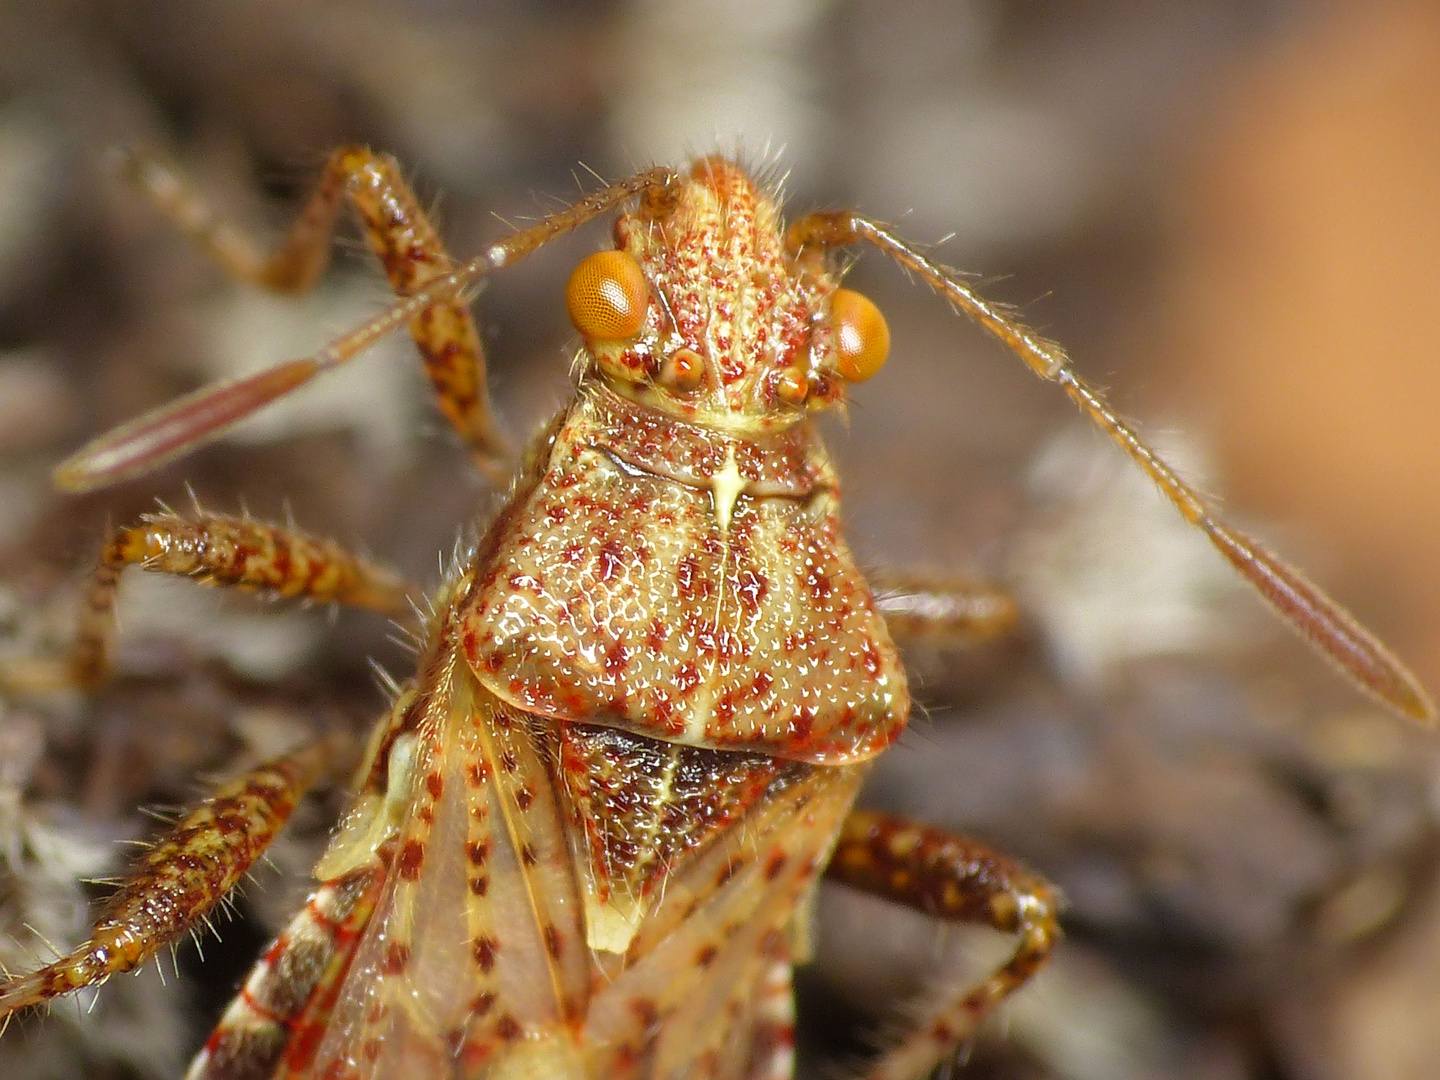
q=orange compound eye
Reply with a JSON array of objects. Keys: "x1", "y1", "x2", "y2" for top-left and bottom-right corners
[
  {"x1": 830, "y1": 288, "x2": 889, "y2": 382},
  {"x1": 566, "y1": 251, "x2": 650, "y2": 341}
]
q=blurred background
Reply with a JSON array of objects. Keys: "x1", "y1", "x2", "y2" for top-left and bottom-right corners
[{"x1": 1, "y1": 1, "x2": 1438, "y2": 1078}]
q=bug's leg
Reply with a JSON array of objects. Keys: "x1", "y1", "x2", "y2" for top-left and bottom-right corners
[
  {"x1": 739, "y1": 934, "x2": 801, "y2": 1080},
  {"x1": 788, "y1": 211, "x2": 1435, "y2": 725},
  {"x1": 55, "y1": 162, "x2": 679, "y2": 493},
  {"x1": 185, "y1": 863, "x2": 387, "y2": 1080},
  {"x1": 824, "y1": 809, "x2": 1061, "y2": 1080},
  {"x1": 868, "y1": 571, "x2": 1019, "y2": 649},
  {"x1": 47, "y1": 509, "x2": 414, "y2": 691},
  {"x1": 122, "y1": 146, "x2": 510, "y2": 468},
  {"x1": 0, "y1": 739, "x2": 333, "y2": 1023}
]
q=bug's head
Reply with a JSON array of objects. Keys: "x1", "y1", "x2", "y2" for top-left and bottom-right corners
[{"x1": 564, "y1": 155, "x2": 888, "y2": 433}]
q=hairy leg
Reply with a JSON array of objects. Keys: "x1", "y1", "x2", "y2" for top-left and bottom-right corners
[
  {"x1": 0, "y1": 740, "x2": 334, "y2": 1024},
  {"x1": 56, "y1": 163, "x2": 677, "y2": 493},
  {"x1": 868, "y1": 570, "x2": 1019, "y2": 649},
  {"x1": 824, "y1": 809, "x2": 1061, "y2": 1080},
  {"x1": 121, "y1": 146, "x2": 508, "y2": 469},
  {"x1": 61, "y1": 510, "x2": 417, "y2": 689}
]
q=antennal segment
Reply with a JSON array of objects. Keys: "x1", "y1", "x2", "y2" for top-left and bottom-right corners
[
  {"x1": 54, "y1": 163, "x2": 678, "y2": 493},
  {"x1": 787, "y1": 211, "x2": 1435, "y2": 725}
]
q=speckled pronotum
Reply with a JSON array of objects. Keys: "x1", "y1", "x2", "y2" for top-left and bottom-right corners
[{"x1": 0, "y1": 149, "x2": 1429, "y2": 1080}]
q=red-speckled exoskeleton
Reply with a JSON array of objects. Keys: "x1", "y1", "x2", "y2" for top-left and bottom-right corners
[{"x1": 0, "y1": 149, "x2": 1432, "y2": 1079}]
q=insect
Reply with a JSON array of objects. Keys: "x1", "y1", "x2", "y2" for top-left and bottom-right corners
[{"x1": 0, "y1": 148, "x2": 1432, "y2": 1079}]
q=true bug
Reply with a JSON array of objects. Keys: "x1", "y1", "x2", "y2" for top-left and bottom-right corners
[{"x1": 0, "y1": 149, "x2": 1431, "y2": 1079}]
